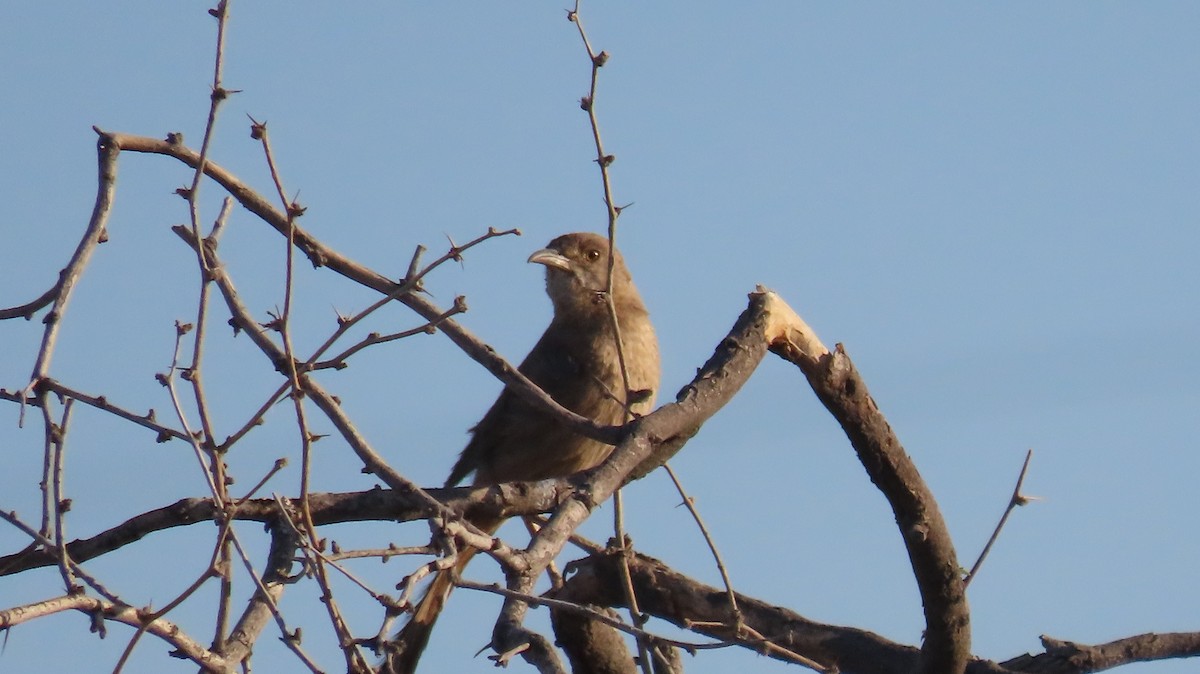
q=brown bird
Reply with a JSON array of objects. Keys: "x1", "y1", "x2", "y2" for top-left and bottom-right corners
[{"x1": 388, "y1": 232, "x2": 660, "y2": 672}]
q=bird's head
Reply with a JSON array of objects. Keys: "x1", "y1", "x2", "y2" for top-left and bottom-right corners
[{"x1": 527, "y1": 232, "x2": 640, "y2": 320}]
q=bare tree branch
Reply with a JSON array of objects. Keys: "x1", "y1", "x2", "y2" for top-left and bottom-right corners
[
  {"x1": 98, "y1": 130, "x2": 622, "y2": 447},
  {"x1": 16, "y1": 133, "x2": 119, "y2": 406},
  {"x1": 0, "y1": 484, "x2": 562, "y2": 577},
  {"x1": 558, "y1": 549, "x2": 1014, "y2": 674},
  {"x1": 764, "y1": 293, "x2": 972, "y2": 674},
  {"x1": 0, "y1": 594, "x2": 232, "y2": 673},
  {"x1": 964, "y1": 449, "x2": 1037, "y2": 588},
  {"x1": 1001, "y1": 632, "x2": 1200, "y2": 674}
]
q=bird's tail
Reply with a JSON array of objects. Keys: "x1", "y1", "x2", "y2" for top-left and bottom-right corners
[{"x1": 387, "y1": 515, "x2": 500, "y2": 673}]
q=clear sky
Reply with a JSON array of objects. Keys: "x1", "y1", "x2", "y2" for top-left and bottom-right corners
[{"x1": 2, "y1": 3, "x2": 1198, "y2": 673}]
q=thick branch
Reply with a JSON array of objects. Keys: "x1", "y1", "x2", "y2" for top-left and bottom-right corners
[
  {"x1": 549, "y1": 602, "x2": 636, "y2": 674},
  {"x1": 0, "y1": 484, "x2": 563, "y2": 576},
  {"x1": 560, "y1": 550, "x2": 1017, "y2": 674},
  {"x1": 763, "y1": 292, "x2": 971, "y2": 674},
  {"x1": 492, "y1": 290, "x2": 774, "y2": 656}
]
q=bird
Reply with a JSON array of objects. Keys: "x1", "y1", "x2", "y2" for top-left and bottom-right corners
[{"x1": 387, "y1": 232, "x2": 661, "y2": 672}]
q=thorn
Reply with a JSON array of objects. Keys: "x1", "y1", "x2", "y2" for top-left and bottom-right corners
[
  {"x1": 248, "y1": 115, "x2": 266, "y2": 140},
  {"x1": 445, "y1": 234, "x2": 464, "y2": 263}
]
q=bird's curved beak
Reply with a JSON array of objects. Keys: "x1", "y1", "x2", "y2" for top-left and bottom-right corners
[{"x1": 527, "y1": 248, "x2": 572, "y2": 272}]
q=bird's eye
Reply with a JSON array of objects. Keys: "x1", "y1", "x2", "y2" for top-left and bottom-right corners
[{"x1": 585, "y1": 249, "x2": 601, "y2": 262}]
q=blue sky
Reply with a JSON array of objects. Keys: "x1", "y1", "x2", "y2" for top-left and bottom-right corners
[{"x1": 2, "y1": 3, "x2": 1198, "y2": 673}]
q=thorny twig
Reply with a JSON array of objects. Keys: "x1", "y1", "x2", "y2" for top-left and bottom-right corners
[
  {"x1": 250, "y1": 115, "x2": 371, "y2": 672},
  {"x1": 663, "y1": 464, "x2": 742, "y2": 624},
  {"x1": 963, "y1": 449, "x2": 1038, "y2": 588},
  {"x1": 568, "y1": 4, "x2": 651, "y2": 671}
]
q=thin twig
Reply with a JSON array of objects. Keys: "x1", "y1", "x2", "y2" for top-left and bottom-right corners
[
  {"x1": 216, "y1": 379, "x2": 291, "y2": 452},
  {"x1": 223, "y1": 521, "x2": 325, "y2": 673},
  {"x1": 663, "y1": 464, "x2": 741, "y2": 622},
  {"x1": 37, "y1": 391, "x2": 55, "y2": 538},
  {"x1": 0, "y1": 510, "x2": 123, "y2": 604},
  {"x1": 112, "y1": 530, "x2": 226, "y2": 674},
  {"x1": 160, "y1": 321, "x2": 223, "y2": 505},
  {"x1": 182, "y1": 197, "x2": 235, "y2": 451},
  {"x1": 301, "y1": 227, "x2": 517, "y2": 372},
  {"x1": 0, "y1": 283, "x2": 61, "y2": 320},
  {"x1": 963, "y1": 449, "x2": 1036, "y2": 588},
  {"x1": 181, "y1": 0, "x2": 235, "y2": 473},
  {"x1": 236, "y1": 458, "x2": 289, "y2": 504},
  {"x1": 251, "y1": 118, "x2": 372, "y2": 673},
  {"x1": 459, "y1": 579, "x2": 740, "y2": 653},
  {"x1": 50, "y1": 398, "x2": 78, "y2": 592},
  {"x1": 34, "y1": 380, "x2": 189, "y2": 443},
  {"x1": 272, "y1": 494, "x2": 391, "y2": 605},
  {"x1": 309, "y1": 298, "x2": 467, "y2": 371}
]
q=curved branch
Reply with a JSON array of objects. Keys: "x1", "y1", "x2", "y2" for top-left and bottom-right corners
[
  {"x1": 0, "y1": 282, "x2": 60, "y2": 320},
  {"x1": 23, "y1": 133, "x2": 120, "y2": 386},
  {"x1": 0, "y1": 594, "x2": 230, "y2": 673},
  {"x1": 764, "y1": 293, "x2": 972, "y2": 674},
  {"x1": 560, "y1": 549, "x2": 1019, "y2": 674}
]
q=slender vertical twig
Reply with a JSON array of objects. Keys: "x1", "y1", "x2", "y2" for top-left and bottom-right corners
[
  {"x1": 180, "y1": 7, "x2": 237, "y2": 650},
  {"x1": 37, "y1": 393, "x2": 56, "y2": 538},
  {"x1": 161, "y1": 322, "x2": 223, "y2": 505},
  {"x1": 568, "y1": 4, "x2": 651, "y2": 671},
  {"x1": 49, "y1": 397, "x2": 78, "y2": 592},
  {"x1": 182, "y1": 0, "x2": 233, "y2": 457},
  {"x1": 251, "y1": 118, "x2": 371, "y2": 673}
]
